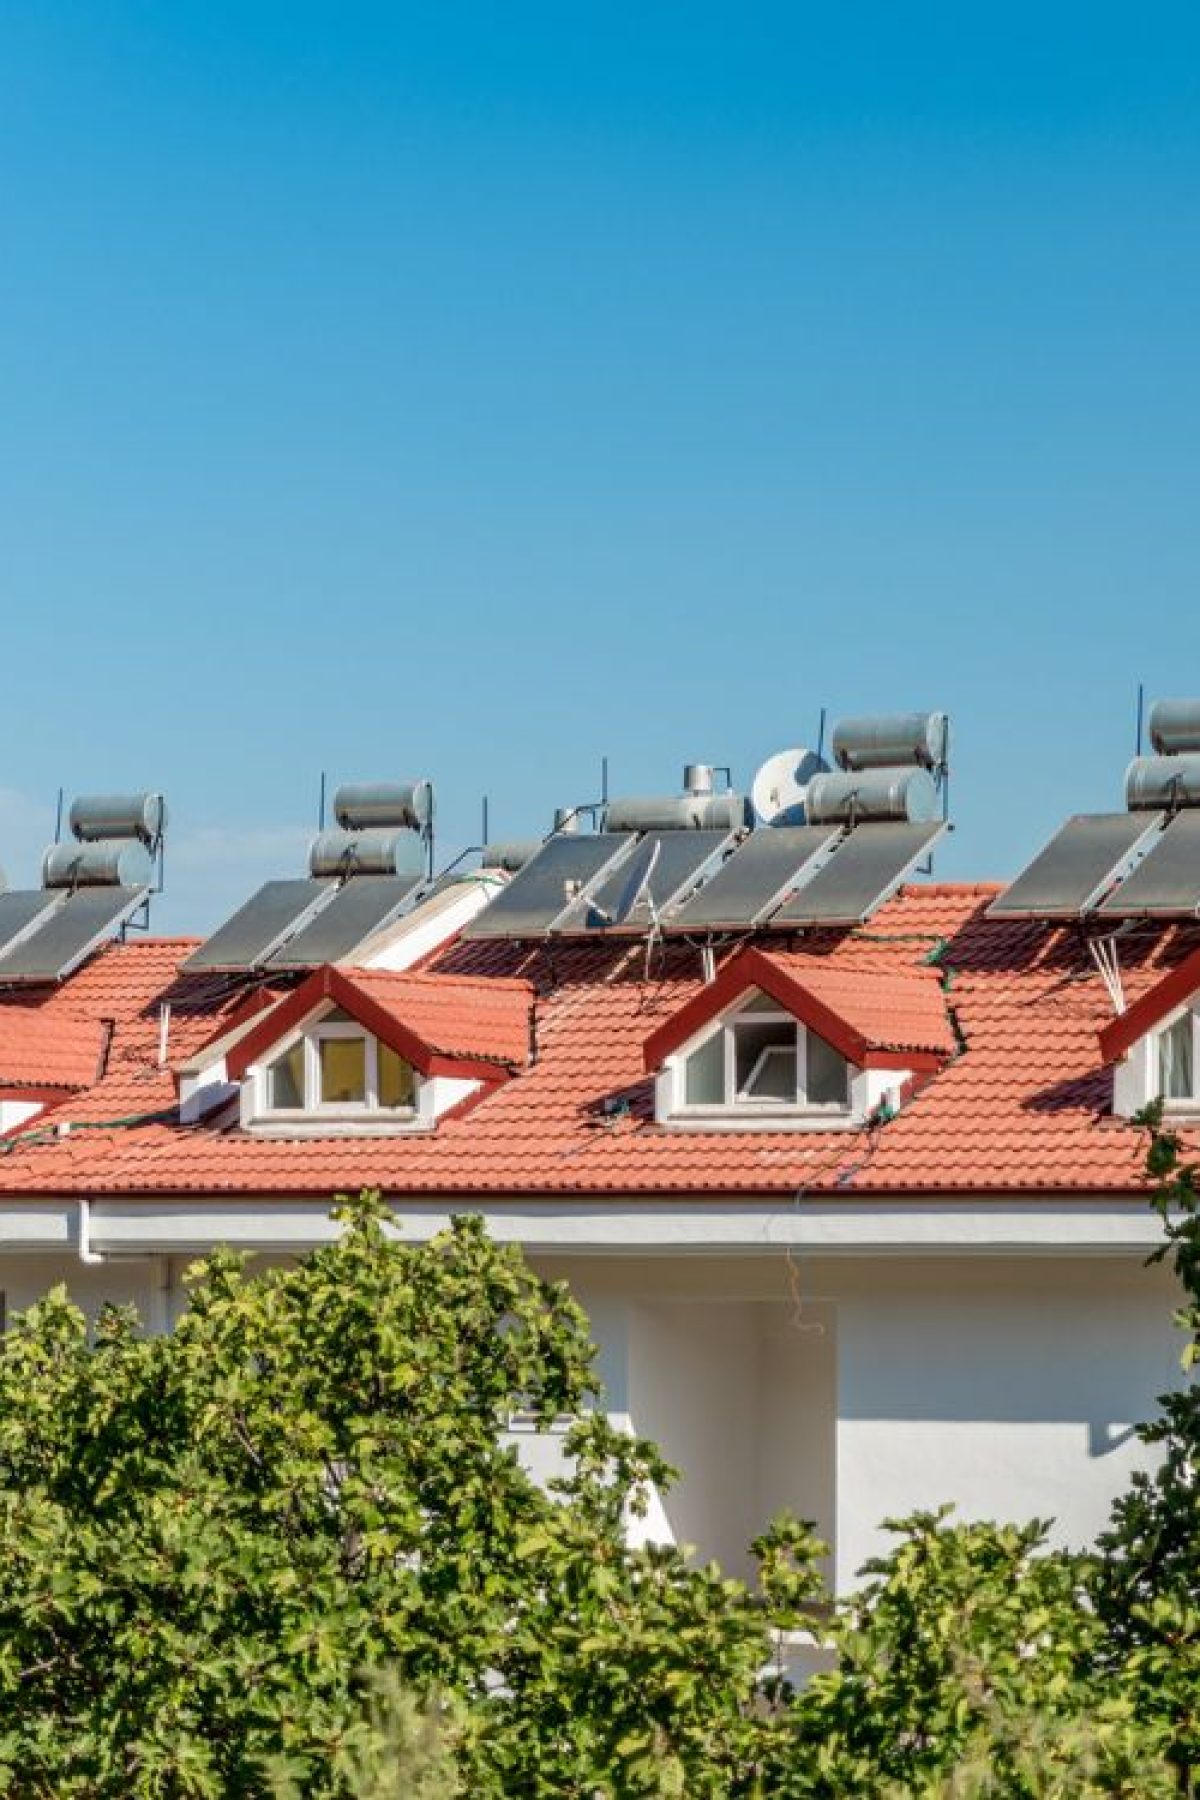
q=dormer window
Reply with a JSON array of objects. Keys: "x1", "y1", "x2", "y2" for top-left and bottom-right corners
[
  {"x1": 659, "y1": 988, "x2": 859, "y2": 1129},
  {"x1": 644, "y1": 952, "x2": 952, "y2": 1134},
  {"x1": 680, "y1": 992, "x2": 851, "y2": 1112},
  {"x1": 244, "y1": 1004, "x2": 427, "y2": 1135},
  {"x1": 1105, "y1": 996, "x2": 1200, "y2": 1121},
  {"x1": 219, "y1": 967, "x2": 529, "y2": 1140},
  {"x1": 261, "y1": 1017, "x2": 418, "y2": 1122}
]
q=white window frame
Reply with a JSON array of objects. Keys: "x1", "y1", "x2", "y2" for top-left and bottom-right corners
[
  {"x1": 1157, "y1": 1005, "x2": 1200, "y2": 1113},
  {"x1": 244, "y1": 1011, "x2": 426, "y2": 1135},
  {"x1": 663, "y1": 998, "x2": 857, "y2": 1127}
]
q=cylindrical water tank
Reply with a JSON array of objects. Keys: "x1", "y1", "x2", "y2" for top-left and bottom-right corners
[
  {"x1": 1148, "y1": 699, "x2": 1200, "y2": 758},
  {"x1": 43, "y1": 839, "x2": 153, "y2": 889},
  {"x1": 805, "y1": 766, "x2": 938, "y2": 825},
  {"x1": 553, "y1": 807, "x2": 580, "y2": 834},
  {"x1": 333, "y1": 781, "x2": 434, "y2": 833},
  {"x1": 69, "y1": 793, "x2": 166, "y2": 846},
  {"x1": 309, "y1": 827, "x2": 426, "y2": 878},
  {"x1": 833, "y1": 712, "x2": 949, "y2": 772},
  {"x1": 603, "y1": 792, "x2": 750, "y2": 833},
  {"x1": 480, "y1": 838, "x2": 542, "y2": 873},
  {"x1": 1125, "y1": 754, "x2": 1200, "y2": 811},
  {"x1": 683, "y1": 763, "x2": 715, "y2": 796}
]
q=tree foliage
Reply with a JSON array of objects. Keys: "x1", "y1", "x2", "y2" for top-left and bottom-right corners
[{"x1": 0, "y1": 1120, "x2": 1195, "y2": 1795}]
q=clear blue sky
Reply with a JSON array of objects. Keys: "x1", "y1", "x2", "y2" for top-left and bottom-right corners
[{"x1": 1, "y1": 3, "x2": 1198, "y2": 930}]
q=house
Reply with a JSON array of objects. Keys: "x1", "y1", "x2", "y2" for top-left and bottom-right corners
[{"x1": 0, "y1": 709, "x2": 1195, "y2": 1598}]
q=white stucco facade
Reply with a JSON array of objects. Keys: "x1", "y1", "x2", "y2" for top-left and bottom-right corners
[{"x1": 0, "y1": 1197, "x2": 1181, "y2": 1595}]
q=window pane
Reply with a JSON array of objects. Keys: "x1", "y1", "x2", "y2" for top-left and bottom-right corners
[
  {"x1": 1160, "y1": 1013, "x2": 1195, "y2": 1101},
  {"x1": 684, "y1": 1031, "x2": 725, "y2": 1104},
  {"x1": 268, "y1": 1041, "x2": 305, "y2": 1109},
  {"x1": 735, "y1": 1021, "x2": 797, "y2": 1099},
  {"x1": 743, "y1": 1044, "x2": 798, "y2": 1100},
  {"x1": 319, "y1": 1036, "x2": 366, "y2": 1104},
  {"x1": 378, "y1": 1042, "x2": 416, "y2": 1110},
  {"x1": 807, "y1": 1031, "x2": 851, "y2": 1107}
]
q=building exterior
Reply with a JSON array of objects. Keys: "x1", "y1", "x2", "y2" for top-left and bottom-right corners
[{"x1": 0, "y1": 858, "x2": 1189, "y2": 1596}]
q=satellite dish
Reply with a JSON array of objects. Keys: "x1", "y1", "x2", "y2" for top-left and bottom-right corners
[
  {"x1": 750, "y1": 747, "x2": 828, "y2": 828},
  {"x1": 610, "y1": 836, "x2": 661, "y2": 925}
]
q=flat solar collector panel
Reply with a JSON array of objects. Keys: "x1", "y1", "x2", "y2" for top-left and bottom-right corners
[
  {"x1": 0, "y1": 887, "x2": 148, "y2": 984},
  {"x1": 0, "y1": 891, "x2": 62, "y2": 957},
  {"x1": 267, "y1": 875, "x2": 422, "y2": 967},
  {"x1": 462, "y1": 834, "x2": 633, "y2": 939},
  {"x1": 1096, "y1": 811, "x2": 1200, "y2": 917},
  {"x1": 987, "y1": 813, "x2": 1164, "y2": 919},
  {"x1": 664, "y1": 827, "x2": 841, "y2": 930},
  {"x1": 182, "y1": 879, "x2": 332, "y2": 973},
  {"x1": 773, "y1": 821, "x2": 944, "y2": 927},
  {"x1": 555, "y1": 830, "x2": 733, "y2": 933}
]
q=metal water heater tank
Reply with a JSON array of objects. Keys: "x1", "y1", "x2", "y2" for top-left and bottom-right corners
[
  {"x1": 806, "y1": 765, "x2": 938, "y2": 825},
  {"x1": 1148, "y1": 699, "x2": 1200, "y2": 757},
  {"x1": 333, "y1": 782, "x2": 434, "y2": 833},
  {"x1": 603, "y1": 792, "x2": 750, "y2": 833},
  {"x1": 69, "y1": 793, "x2": 166, "y2": 846},
  {"x1": 832, "y1": 712, "x2": 949, "y2": 772},
  {"x1": 1125, "y1": 754, "x2": 1200, "y2": 811},
  {"x1": 43, "y1": 839, "x2": 154, "y2": 888},
  {"x1": 309, "y1": 827, "x2": 426, "y2": 878}
]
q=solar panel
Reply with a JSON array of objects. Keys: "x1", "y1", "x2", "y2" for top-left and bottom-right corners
[
  {"x1": 0, "y1": 891, "x2": 62, "y2": 958},
  {"x1": 1096, "y1": 811, "x2": 1200, "y2": 918},
  {"x1": 182, "y1": 879, "x2": 334, "y2": 973},
  {"x1": 0, "y1": 887, "x2": 149, "y2": 985},
  {"x1": 664, "y1": 827, "x2": 841, "y2": 930},
  {"x1": 772, "y1": 821, "x2": 945, "y2": 927},
  {"x1": 266, "y1": 874, "x2": 423, "y2": 968},
  {"x1": 462, "y1": 833, "x2": 634, "y2": 939},
  {"x1": 987, "y1": 813, "x2": 1165, "y2": 919},
  {"x1": 554, "y1": 830, "x2": 734, "y2": 934}
]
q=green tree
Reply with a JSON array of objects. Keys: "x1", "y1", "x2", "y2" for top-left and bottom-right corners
[
  {"x1": 0, "y1": 1195, "x2": 775, "y2": 1797},
  {"x1": 765, "y1": 1510, "x2": 1172, "y2": 1798},
  {"x1": 1094, "y1": 1111, "x2": 1200, "y2": 1791}
]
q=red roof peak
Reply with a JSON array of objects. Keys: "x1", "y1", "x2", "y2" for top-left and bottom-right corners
[{"x1": 642, "y1": 946, "x2": 956, "y2": 1074}]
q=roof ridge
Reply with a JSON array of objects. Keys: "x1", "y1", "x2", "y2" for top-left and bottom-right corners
[{"x1": 349, "y1": 967, "x2": 533, "y2": 993}]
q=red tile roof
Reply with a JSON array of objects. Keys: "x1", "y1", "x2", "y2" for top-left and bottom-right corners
[
  {"x1": 225, "y1": 966, "x2": 533, "y2": 1081},
  {"x1": 0, "y1": 888, "x2": 1190, "y2": 1199},
  {"x1": 0, "y1": 1011, "x2": 102, "y2": 1091}
]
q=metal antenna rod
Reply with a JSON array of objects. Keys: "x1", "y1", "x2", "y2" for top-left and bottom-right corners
[
  {"x1": 481, "y1": 794, "x2": 489, "y2": 846},
  {"x1": 318, "y1": 771, "x2": 327, "y2": 830},
  {"x1": 601, "y1": 755, "x2": 609, "y2": 805},
  {"x1": 54, "y1": 786, "x2": 64, "y2": 845},
  {"x1": 1135, "y1": 683, "x2": 1145, "y2": 756}
]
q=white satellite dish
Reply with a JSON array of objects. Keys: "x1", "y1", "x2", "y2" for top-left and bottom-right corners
[
  {"x1": 609, "y1": 836, "x2": 661, "y2": 925},
  {"x1": 750, "y1": 747, "x2": 828, "y2": 828}
]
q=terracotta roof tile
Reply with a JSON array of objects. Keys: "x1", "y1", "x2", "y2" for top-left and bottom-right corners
[
  {"x1": 343, "y1": 969, "x2": 533, "y2": 1067},
  {"x1": 0, "y1": 1011, "x2": 102, "y2": 1090}
]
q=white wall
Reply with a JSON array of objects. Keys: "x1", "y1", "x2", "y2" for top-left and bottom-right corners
[
  {"x1": 832, "y1": 1256, "x2": 1181, "y2": 1591},
  {"x1": 0, "y1": 1253, "x2": 175, "y2": 1332},
  {"x1": 0, "y1": 1242, "x2": 1181, "y2": 1601}
]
